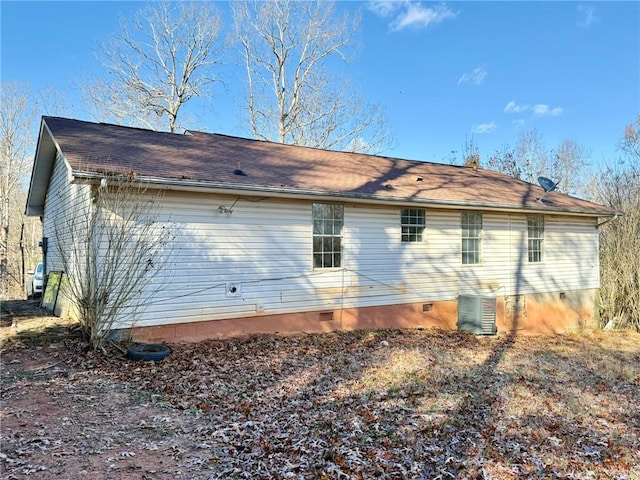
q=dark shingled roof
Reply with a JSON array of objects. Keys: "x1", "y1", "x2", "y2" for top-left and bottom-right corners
[{"x1": 38, "y1": 116, "x2": 618, "y2": 216}]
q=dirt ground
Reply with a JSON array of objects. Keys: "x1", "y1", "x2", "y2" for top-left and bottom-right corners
[
  {"x1": 1, "y1": 299, "x2": 639, "y2": 479},
  {"x1": 1, "y1": 300, "x2": 218, "y2": 479}
]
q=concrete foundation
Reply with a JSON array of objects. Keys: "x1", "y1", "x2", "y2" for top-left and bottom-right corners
[{"x1": 129, "y1": 288, "x2": 599, "y2": 343}]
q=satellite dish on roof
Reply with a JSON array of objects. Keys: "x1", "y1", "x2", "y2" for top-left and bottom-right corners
[
  {"x1": 537, "y1": 176, "x2": 559, "y2": 202},
  {"x1": 537, "y1": 176, "x2": 557, "y2": 192}
]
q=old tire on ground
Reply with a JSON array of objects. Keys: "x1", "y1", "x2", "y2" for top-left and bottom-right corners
[{"x1": 126, "y1": 344, "x2": 171, "y2": 362}]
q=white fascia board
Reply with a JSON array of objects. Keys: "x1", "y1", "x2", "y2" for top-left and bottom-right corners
[
  {"x1": 70, "y1": 172, "x2": 618, "y2": 219},
  {"x1": 25, "y1": 119, "x2": 58, "y2": 216}
]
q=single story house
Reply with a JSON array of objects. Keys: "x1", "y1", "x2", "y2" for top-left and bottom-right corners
[{"x1": 26, "y1": 116, "x2": 619, "y2": 342}]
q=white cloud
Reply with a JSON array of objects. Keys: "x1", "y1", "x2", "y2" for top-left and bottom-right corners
[
  {"x1": 367, "y1": 0, "x2": 398, "y2": 17},
  {"x1": 368, "y1": 1, "x2": 456, "y2": 32},
  {"x1": 504, "y1": 101, "x2": 563, "y2": 117},
  {"x1": 504, "y1": 101, "x2": 529, "y2": 113},
  {"x1": 458, "y1": 66, "x2": 487, "y2": 86},
  {"x1": 532, "y1": 104, "x2": 563, "y2": 117},
  {"x1": 577, "y1": 5, "x2": 598, "y2": 28},
  {"x1": 472, "y1": 121, "x2": 496, "y2": 134}
]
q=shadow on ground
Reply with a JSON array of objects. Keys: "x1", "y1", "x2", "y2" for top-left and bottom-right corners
[{"x1": 0, "y1": 298, "x2": 79, "y2": 346}]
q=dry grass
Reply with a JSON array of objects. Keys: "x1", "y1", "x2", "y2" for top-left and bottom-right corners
[{"x1": 0, "y1": 299, "x2": 78, "y2": 346}]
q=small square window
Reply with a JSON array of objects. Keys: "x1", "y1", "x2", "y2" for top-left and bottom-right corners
[{"x1": 401, "y1": 208, "x2": 425, "y2": 242}]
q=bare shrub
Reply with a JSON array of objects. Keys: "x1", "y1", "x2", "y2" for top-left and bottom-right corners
[{"x1": 53, "y1": 175, "x2": 174, "y2": 350}]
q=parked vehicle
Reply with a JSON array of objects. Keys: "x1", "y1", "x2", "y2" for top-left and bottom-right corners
[{"x1": 27, "y1": 262, "x2": 44, "y2": 299}]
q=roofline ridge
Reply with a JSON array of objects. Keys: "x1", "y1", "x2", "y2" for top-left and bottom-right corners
[
  {"x1": 43, "y1": 117, "x2": 476, "y2": 173},
  {"x1": 36, "y1": 117, "x2": 605, "y2": 206},
  {"x1": 43, "y1": 116, "x2": 189, "y2": 136}
]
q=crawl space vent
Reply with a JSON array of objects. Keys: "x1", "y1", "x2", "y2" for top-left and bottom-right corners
[{"x1": 457, "y1": 295, "x2": 497, "y2": 335}]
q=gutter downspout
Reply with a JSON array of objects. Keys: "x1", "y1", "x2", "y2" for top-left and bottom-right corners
[{"x1": 596, "y1": 214, "x2": 620, "y2": 228}]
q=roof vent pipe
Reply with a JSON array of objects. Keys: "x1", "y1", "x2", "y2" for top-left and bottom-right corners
[{"x1": 233, "y1": 161, "x2": 246, "y2": 176}]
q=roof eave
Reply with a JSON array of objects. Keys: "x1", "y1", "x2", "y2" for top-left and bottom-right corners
[
  {"x1": 71, "y1": 172, "x2": 620, "y2": 218},
  {"x1": 25, "y1": 118, "x2": 59, "y2": 217}
]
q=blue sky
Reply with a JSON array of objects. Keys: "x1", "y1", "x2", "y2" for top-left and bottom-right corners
[{"x1": 1, "y1": 1, "x2": 639, "y2": 167}]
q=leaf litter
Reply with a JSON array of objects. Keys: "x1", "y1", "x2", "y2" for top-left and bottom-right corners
[{"x1": 1, "y1": 328, "x2": 639, "y2": 479}]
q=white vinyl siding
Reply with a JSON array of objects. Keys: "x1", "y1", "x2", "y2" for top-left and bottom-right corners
[
  {"x1": 476, "y1": 214, "x2": 599, "y2": 296},
  {"x1": 42, "y1": 152, "x2": 92, "y2": 275},
  {"x1": 131, "y1": 194, "x2": 322, "y2": 326},
  {"x1": 116, "y1": 195, "x2": 601, "y2": 329}
]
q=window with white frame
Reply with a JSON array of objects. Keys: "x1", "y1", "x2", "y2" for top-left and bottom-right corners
[
  {"x1": 461, "y1": 212, "x2": 482, "y2": 265},
  {"x1": 527, "y1": 216, "x2": 544, "y2": 263},
  {"x1": 401, "y1": 208, "x2": 426, "y2": 242},
  {"x1": 312, "y1": 203, "x2": 344, "y2": 268}
]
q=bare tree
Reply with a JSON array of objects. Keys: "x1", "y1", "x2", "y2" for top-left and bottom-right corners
[
  {"x1": 53, "y1": 175, "x2": 175, "y2": 350},
  {"x1": 550, "y1": 138, "x2": 590, "y2": 195},
  {"x1": 591, "y1": 115, "x2": 640, "y2": 331},
  {"x1": 0, "y1": 82, "x2": 37, "y2": 298},
  {"x1": 83, "y1": 1, "x2": 224, "y2": 133},
  {"x1": 621, "y1": 114, "x2": 640, "y2": 159},
  {"x1": 486, "y1": 144, "x2": 519, "y2": 178},
  {"x1": 485, "y1": 129, "x2": 589, "y2": 194},
  {"x1": 233, "y1": 0, "x2": 392, "y2": 153},
  {"x1": 514, "y1": 129, "x2": 549, "y2": 184},
  {"x1": 35, "y1": 85, "x2": 75, "y2": 119}
]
